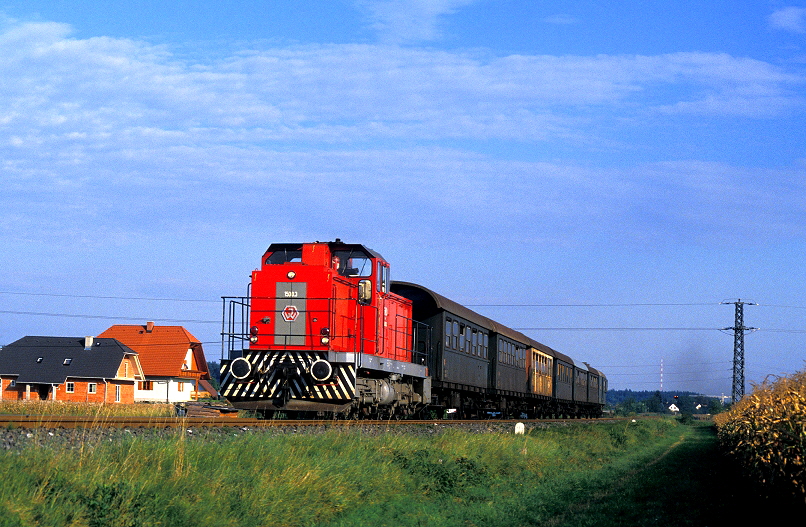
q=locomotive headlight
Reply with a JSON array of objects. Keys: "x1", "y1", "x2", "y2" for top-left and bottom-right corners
[
  {"x1": 230, "y1": 357, "x2": 252, "y2": 380},
  {"x1": 320, "y1": 336, "x2": 330, "y2": 345},
  {"x1": 320, "y1": 327, "x2": 330, "y2": 346},
  {"x1": 309, "y1": 359, "x2": 333, "y2": 382},
  {"x1": 287, "y1": 271, "x2": 296, "y2": 279},
  {"x1": 249, "y1": 325, "x2": 259, "y2": 343}
]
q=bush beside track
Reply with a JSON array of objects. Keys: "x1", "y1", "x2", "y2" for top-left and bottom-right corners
[{"x1": 714, "y1": 369, "x2": 806, "y2": 504}]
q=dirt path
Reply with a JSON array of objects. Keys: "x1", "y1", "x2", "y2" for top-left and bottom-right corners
[{"x1": 545, "y1": 424, "x2": 787, "y2": 526}]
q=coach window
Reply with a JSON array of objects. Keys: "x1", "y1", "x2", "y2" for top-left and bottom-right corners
[
  {"x1": 453, "y1": 321, "x2": 460, "y2": 349},
  {"x1": 464, "y1": 327, "x2": 471, "y2": 353},
  {"x1": 471, "y1": 330, "x2": 477, "y2": 356},
  {"x1": 483, "y1": 334, "x2": 489, "y2": 358},
  {"x1": 459, "y1": 324, "x2": 466, "y2": 352},
  {"x1": 445, "y1": 319, "x2": 452, "y2": 348}
]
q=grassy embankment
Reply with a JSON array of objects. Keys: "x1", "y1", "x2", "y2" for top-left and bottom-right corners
[
  {"x1": 0, "y1": 401, "x2": 174, "y2": 418},
  {"x1": 1, "y1": 416, "x2": 785, "y2": 527}
]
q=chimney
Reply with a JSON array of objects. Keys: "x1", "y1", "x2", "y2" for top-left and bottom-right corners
[
  {"x1": 146, "y1": 321, "x2": 155, "y2": 333},
  {"x1": 84, "y1": 336, "x2": 94, "y2": 350}
]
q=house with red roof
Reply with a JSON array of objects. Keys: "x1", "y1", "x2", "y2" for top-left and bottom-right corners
[
  {"x1": 98, "y1": 322, "x2": 216, "y2": 403},
  {"x1": 0, "y1": 336, "x2": 144, "y2": 403}
]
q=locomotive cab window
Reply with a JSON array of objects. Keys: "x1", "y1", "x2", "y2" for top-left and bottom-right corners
[
  {"x1": 333, "y1": 250, "x2": 373, "y2": 277},
  {"x1": 377, "y1": 263, "x2": 390, "y2": 293},
  {"x1": 265, "y1": 249, "x2": 302, "y2": 265}
]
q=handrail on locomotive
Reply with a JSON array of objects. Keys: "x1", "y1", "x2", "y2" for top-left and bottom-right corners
[{"x1": 220, "y1": 295, "x2": 432, "y2": 367}]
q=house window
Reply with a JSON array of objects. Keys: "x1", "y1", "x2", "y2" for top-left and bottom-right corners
[
  {"x1": 177, "y1": 382, "x2": 184, "y2": 392},
  {"x1": 88, "y1": 383, "x2": 97, "y2": 394},
  {"x1": 124, "y1": 362, "x2": 129, "y2": 377},
  {"x1": 63, "y1": 358, "x2": 72, "y2": 365},
  {"x1": 115, "y1": 385, "x2": 121, "y2": 403},
  {"x1": 66, "y1": 382, "x2": 75, "y2": 393},
  {"x1": 139, "y1": 381, "x2": 154, "y2": 390}
]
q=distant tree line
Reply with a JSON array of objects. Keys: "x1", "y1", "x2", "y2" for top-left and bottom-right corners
[
  {"x1": 608, "y1": 389, "x2": 726, "y2": 415},
  {"x1": 207, "y1": 360, "x2": 221, "y2": 390}
]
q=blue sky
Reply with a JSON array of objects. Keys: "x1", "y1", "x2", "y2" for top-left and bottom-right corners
[{"x1": 1, "y1": 1, "x2": 805, "y2": 396}]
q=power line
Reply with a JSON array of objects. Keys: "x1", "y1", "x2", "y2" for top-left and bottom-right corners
[
  {"x1": 599, "y1": 360, "x2": 731, "y2": 368},
  {"x1": 0, "y1": 310, "x2": 218, "y2": 324},
  {"x1": 469, "y1": 302, "x2": 718, "y2": 307},
  {"x1": 0, "y1": 291, "x2": 218, "y2": 303},
  {"x1": 4, "y1": 290, "x2": 806, "y2": 310},
  {"x1": 514, "y1": 327, "x2": 721, "y2": 331},
  {"x1": 606, "y1": 369, "x2": 732, "y2": 377},
  {"x1": 2, "y1": 308, "x2": 801, "y2": 333}
]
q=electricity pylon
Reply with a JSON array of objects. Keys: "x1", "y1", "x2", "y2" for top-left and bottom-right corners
[{"x1": 721, "y1": 299, "x2": 757, "y2": 404}]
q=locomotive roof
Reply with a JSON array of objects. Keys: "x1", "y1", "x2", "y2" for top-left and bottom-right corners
[{"x1": 265, "y1": 241, "x2": 385, "y2": 261}]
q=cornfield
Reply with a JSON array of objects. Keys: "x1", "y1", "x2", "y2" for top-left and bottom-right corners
[{"x1": 714, "y1": 369, "x2": 806, "y2": 503}]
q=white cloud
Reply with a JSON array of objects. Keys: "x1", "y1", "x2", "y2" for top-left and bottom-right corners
[
  {"x1": 354, "y1": 0, "x2": 480, "y2": 43},
  {"x1": 1, "y1": 21, "x2": 801, "y2": 163},
  {"x1": 1, "y1": 20, "x2": 805, "y2": 251},
  {"x1": 769, "y1": 6, "x2": 806, "y2": 33}
]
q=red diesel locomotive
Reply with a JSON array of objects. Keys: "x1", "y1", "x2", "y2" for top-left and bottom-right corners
[{"x1": 219, "y1": 239, "x2": 606, "y2": 418}]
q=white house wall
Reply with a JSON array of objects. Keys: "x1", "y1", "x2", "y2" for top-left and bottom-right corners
[{"x1": 135, "y1": 378, "x2": 195, "y2": 403}]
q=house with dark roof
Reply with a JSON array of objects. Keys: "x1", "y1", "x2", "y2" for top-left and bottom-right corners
[
  {"x1": 98, "y1": 322, "x2": 216, "y2": 402},
  {"x1": 0, "y1": 336, "x2": 145, "y2": 403}
]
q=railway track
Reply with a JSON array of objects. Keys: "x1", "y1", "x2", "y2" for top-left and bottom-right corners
[{"x1": 0, "y1": 415, "x2": 621, "y2": 429}]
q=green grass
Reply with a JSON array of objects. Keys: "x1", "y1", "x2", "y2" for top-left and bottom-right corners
[
  {"x1": 0, "y1": 419, "x2": 788, "y2": 526},
  {"x1": 0, "y1": 401, "x2": 174, "y2": 418}
]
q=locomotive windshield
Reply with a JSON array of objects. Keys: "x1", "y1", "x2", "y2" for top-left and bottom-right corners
[
  {"x1": 265, "y1": 249, "x2": 302, "y2": 265},
  {"x1": 332, "y1": 249, "x2": 372, "y2": 277}
]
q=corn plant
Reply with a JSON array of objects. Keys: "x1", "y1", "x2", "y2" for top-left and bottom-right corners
[{"x1": 714, "y1": 369, "x2": 806, "y2": 503}]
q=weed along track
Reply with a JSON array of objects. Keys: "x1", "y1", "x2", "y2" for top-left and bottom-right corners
[{"x1": 0, "y1": 414, "x2": 627, "y2": 430}]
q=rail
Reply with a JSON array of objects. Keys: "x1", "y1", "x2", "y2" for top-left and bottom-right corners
[{"x1": 0, "y1": 415, "x2": 631, "y2": 429}]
